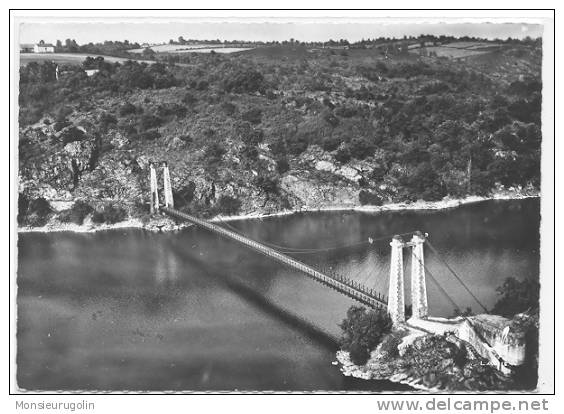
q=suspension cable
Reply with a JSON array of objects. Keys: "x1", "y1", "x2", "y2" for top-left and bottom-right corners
[
  {"x1": 411, "y1": 252, "x2": 459, "y2": 312},
  {"x1": 215, "y1": 217, "x2": 419, "y2": 254},
  {"x1": 425, "y1": 239, "x2": 488, "y2": 313},
  {"x1": 216, "y1": 217, "x2": 369, "y2": 252}
]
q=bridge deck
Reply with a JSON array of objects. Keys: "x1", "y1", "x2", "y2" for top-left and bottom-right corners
[{"x1": 162, "y1": 207, "x2": 387, "y2": 309}]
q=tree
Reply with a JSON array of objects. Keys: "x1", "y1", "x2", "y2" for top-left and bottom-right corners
[
  {"x1": 204, "y1": 142, "x2": 226, "y2": 165},
  {"x1": 349, "y1": 136, "x2": 375, "y2": 160},
  {"x1": 491, "y1": 277, "x2": 539, "y2": 318},
  {"x1": 59, "y1": 200, "x2": 93, "y2": 225},
  {"x1": 91, "y1": 204, "x2": 127, "y2": 224},
  {"x1": 174, "y1": 181, "x2": 196, "y2": 208},
  {"x1": 223, "y1": 69, "x2": 267, "y2": 94},
  {"x1": 339, "y1": 306, "x2": 393, "y2": 365},
  {"x1": 142, "y1": 48, "x2": 156, "y2": 59},
  {"x1": 359, "y1": 190, "x2": 383, "y2": 206},
  {"x1": 241, "y1": 108, "x2": 262, "y2": 125},
  {"x1": 216, "y1": 195, "x2": 241, "y2": 215},
  {"x1": 255, "y1": 173, "x2": 279, "y2": 195}
]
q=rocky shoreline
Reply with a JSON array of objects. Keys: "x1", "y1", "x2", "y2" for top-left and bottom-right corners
[
  {"x1": 18, "y1": 191, "x2": 539, "y2": 234},
  {"x1": 335, "y1": 331, "x2": 519, "y2": 392}
]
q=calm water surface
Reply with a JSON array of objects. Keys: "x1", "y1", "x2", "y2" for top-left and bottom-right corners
[{"x1": 17, "y1": 199, "x2": 540, "y2": 391}]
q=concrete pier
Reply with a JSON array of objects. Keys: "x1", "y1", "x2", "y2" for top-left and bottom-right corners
[
  {"x1": 162, "y1": 162, "x2": 174, "y2": 208},
  {"x1": 388, "y1": 235, "x2": 406, "y2": 324},
  {"x1": 149, "y1": 162, "x2": 159, "y2": 214},
  {"x1": 410, "y1": 231, "x2": 428, "y2": 319}
]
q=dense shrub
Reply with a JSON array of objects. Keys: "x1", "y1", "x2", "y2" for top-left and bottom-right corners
[
  {"x1": 286, "y1": 135, "x2": 309, "y2": 156},
  {"x1": 140, "y1": 129, "x2": 161, "y2": 140},
  {"x1": 349, "y1": 136, "x2": 375, "y2": 160},
  {"x1": 59, "y1": 200, "x2": 94, "y2": 225},
  {"x1": 321, "y1": 135, "x2": 342, "y2": 151},
  {"x1": 196, "y1": 80, "x2": 209, "y2": 91},
  {"x1": 358, "y1": 190, "x2": 383, "y2": 206},
  {"x1": 182, "y1": 92, "x2": 198, "y2": 106},
  {"x1": 239, "y1": 124, "x2": 264, "y2": 146},
  {"x1": 178, "y1": 134, "x2": 193, "y2": 144},
  {"x1": 118, "y1": 102, "x2": 139, "y2": 116},
  {"x1": 18, "y1": 196, "x2": 52, "y2": 227},
  {"x1": 60, "y1": 126, "x2": 86, "y2": 145},
  {"x1": 221, "y1": 101, "x2": 237, "y2": 116},
  {"x1": 216, "y1": 195, "x2": 242, "y2": 215},
  {"x1": 156, "y1": 103, "x2": 187, "y2": 118},
  {"x1": 91, "y1": 204, "x2": 127, "y2": 224},
  {"x1": 339, "y1": 306, "x2": 393, "y2": 365},
  {"x1": 276, "y1": 157, "x2": 290, "y2": 174},
  {"x1": 99, "y1": 112, "x2": 117, "y2": 131},
  {"x1": 18, "y1": 193, "x2": 30, "y2": 225},
  {"x1": 335, "y1": 146, "x2": 351, "y2": 163},
  {"x1": 335, "y1": 105, "x2": 360, "y2": 118},
  {"x1": 223, "y1": 70, "x2": 266, "y2": 94},
  {"x1": 323, "y1": 111, "x2": 340, "y2": 127},
  {"x1": 138, "y1": 113, "x2": 163, "y2": 131},
  {"x1": 53, "y1": 120, "x2": 71, "y2": 132},
  {"x1": 378, "y1": 332, "x2": 403, "y2": 358},
  {"x1": 173, "y1": 181, "x2": 196, "y2": 208},
  {"x1": 204, "y1": 142, "x2": 226, "y2": 164},
  {"x1": 255, "y1": 174, "x2": 279, "y2": 195},
  {"x1": 241, "y1": 108, "x2": 263, "y2": 125},
  {"x1": 19, "y1": 106, "x2": 44, "y2": 126}
]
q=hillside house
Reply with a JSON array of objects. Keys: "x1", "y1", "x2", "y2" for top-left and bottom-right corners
[
  {"x1": 33, "y1": 43, "x2": 55, "y2": 53},
  {"x1": 84, "y1": 69, "x2": 100, "y2": 77}
]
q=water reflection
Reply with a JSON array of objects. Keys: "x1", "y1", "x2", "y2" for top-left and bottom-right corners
[{"x1": 154, "y1": 239, "x2": 180, "y2": 285}]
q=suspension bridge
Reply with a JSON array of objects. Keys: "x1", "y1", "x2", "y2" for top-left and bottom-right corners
[
  {"x1": 147, "y1": 161, "x2": 527, "y2": 373},
  {"x1": 147, "y1": 161, "x2": 487, "y2": 318}
]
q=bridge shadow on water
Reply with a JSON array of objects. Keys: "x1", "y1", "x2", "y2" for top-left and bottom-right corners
[
  {"x1": 167, "y1": 240, "x2": 412, "y2": 392},
  {"x1": 172, "y1": 240, "x2": 341, "y2": 349}
]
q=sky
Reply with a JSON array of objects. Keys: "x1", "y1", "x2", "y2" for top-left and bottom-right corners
[{"x1": 18, "y1": 20, "x2": 543, "y2": 45}]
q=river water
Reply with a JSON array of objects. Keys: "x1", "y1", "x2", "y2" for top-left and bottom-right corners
[{"x1": 16, "y1": 198, "x2": 540, "y2": 391}]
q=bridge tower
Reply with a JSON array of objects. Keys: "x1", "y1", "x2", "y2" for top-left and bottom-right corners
[
  {"x1": 162, "y1": 161, "x2": 174, "y2": 208},
  {"x1": 410, "y1": 231, "x2": 428, "y2": 319},
  {"x1": 387, "y1": 235, "x2": 406, "y2": 324},
  {"x1": 149, "y1": 162, "x2": 159, "y2": 214}
]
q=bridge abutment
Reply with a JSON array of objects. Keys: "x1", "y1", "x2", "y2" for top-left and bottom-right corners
[{"x1": 387, "y1": 236, "x2": 406, "y2": 324}]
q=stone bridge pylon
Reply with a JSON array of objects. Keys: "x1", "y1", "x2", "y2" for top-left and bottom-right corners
[
  {"x1": 388, "y1": 231, "x2": 428, "y2": 324},
  {"x1": 149, "y1": 161, "x2": 174, "y2": 214}
]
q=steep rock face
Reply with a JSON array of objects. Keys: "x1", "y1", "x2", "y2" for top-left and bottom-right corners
[
  {"x1": 75, "y1": 151, "x2": 145, "y2": 206},
  {"x1": 280, "y1": 174, "x2": 358, "y2": 208},
  {"x1": 19, "y1": 119, "x2": 375, "y2": 219},
  {"x1": 19, "y1": 121, "x2": 147, "y2": 212},
  {"x1": 19, "y1": 126, "x2": 96, "y2": 201}
]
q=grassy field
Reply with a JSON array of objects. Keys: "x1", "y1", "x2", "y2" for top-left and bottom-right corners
[
  {"x1": 420, "y1": 46, "x2": 489, "y2": 58},
  {"x1": 128, "y1": 44, "x2": 253, "y2": 54},
  {"x1": 408, "y1": 41, "x2": 504, "y2": 59},
  {"x1": 445, "y1": 41, "x2": 502, "y2": 49},
  {"x1": 19, "y1": 53, "x2": 154, "y2": 66}
]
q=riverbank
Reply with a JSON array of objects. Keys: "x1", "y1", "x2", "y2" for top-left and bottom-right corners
[{"x1": 17, "y1": 190, "x2": 539, "y2": 233}]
